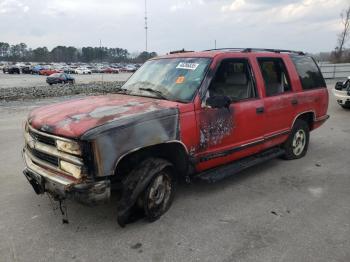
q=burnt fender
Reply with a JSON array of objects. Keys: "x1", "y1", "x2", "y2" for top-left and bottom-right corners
[{"x1": 117, "y1": 158, "x2": 173, "y2": 227}]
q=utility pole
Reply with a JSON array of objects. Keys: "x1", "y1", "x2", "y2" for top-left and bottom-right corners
[
  {"x1": 144, "y1": 0, "x2": 148, "y2": 52},
  {"x1": 214, "y1": 40, "x2": 217, "y2": 49}
]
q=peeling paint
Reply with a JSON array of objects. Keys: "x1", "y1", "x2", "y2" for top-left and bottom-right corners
[{"x1": 198, "y1": 109, "x2": 234, "y2": 150}]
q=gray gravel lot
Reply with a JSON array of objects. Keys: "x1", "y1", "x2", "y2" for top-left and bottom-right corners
[
  {"x1": 0, "y1": 80, "x2": 349, "y2": 262},
  {"x1": 0, "y1": 72, "x2": 132, "y2": 89}
]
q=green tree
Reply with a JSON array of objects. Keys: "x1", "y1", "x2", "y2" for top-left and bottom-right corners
[
  {"x1": 32, "y1": 47, "x2": 50, "y2": 62},
  {"x1": 0, "y1": 42, "x2": 10, "y2": 58}
]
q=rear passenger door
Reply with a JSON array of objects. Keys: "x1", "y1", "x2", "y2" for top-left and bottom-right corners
[{"x1": 257, "y1": 57, "x2": 297, "y2": 145}]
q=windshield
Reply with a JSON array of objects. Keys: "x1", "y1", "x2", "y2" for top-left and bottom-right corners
[{"x1": 122, "y1": 57, "x2": 211, "y2": 102}]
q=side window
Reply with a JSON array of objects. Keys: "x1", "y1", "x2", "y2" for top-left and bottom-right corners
[
  {"x1": 290, "y1": 55, "x2": 326, "y2": 90},
  {"x1": 258, "y1": 58, "x2": 292, "y2": 96},
  {"x1": 209, "y1": 59, "x2": 256, "y2": 101}
]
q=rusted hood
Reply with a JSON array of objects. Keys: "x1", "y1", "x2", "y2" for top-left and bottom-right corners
[{"x1": 28, "y1": 94, "x2": 179, "y2": 138}]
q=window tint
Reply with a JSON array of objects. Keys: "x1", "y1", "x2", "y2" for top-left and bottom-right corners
[
  {"x1": 291, "y1": 55, "x2": 326, "y2": 90},
  {"x1": 258, "y1": 58, "x2": 291, "y2": 96},
  {"x1": 209, "y1": 59, "x2": 256, "y2": 101}
]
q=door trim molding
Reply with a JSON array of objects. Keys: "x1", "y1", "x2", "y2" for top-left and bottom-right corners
[{"x1": 198, "y1": 129, "x2": 290, "y2": 162}]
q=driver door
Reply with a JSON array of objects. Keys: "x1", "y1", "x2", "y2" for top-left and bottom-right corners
[{"x1": 195, "y1": 58, "x2": 266, "y2": 172}]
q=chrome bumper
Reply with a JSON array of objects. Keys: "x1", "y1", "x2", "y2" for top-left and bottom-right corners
[{"x1": 22, "y1": 141, "x2": 110, "y2": 205}]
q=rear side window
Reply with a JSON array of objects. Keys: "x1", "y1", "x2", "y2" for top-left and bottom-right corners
[
  {"x1": 258, "y1": 58, "x2": 291, "y2": 96},
  {"x1": 291, "y1": 55, "x2": 326, "y2": 90}
]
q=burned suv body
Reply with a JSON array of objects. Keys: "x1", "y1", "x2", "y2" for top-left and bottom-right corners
[{"x1": 23, "y1": 48, "x2": 329, "y2": 226}]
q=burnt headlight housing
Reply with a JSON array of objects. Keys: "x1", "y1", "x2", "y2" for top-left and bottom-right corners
[
  {"x1": 59, "y1": 160, "x2": 82, "y2": 179},
  {"x1": 56, "y1": 140, "x2": 82, "y2": 155}
]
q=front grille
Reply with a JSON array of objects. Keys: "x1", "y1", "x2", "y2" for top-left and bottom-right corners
[
  {"x1": 28, "y1": 147, "x2": 59, "y2": 167},
  {"x1": 29, "y1": 129, "x2": 56, "y2": 146}
]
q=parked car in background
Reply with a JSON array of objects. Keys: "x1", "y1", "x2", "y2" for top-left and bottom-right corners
[
  {"x1": 46, "y1": 73, "x2": 75, "y2": 85},
  {"x1": 123, "y1": 65, "x2": 137, "y2": 72},
  {"x1": 40, "y1": 69, "x2": 61, "y2": 76},
  {"x1": 102, "y1": 67, "x2": 119, "y2": 74},
  {"x1": 21, "y1": 66, "x2": 33, "y2": 74},
  {"x1": 63, "y1": 68, "x2": 76, "y2": 74},
  {"x1": 31, "y1": 65, "x2": 43, "y2": 74},
  {"x1": 4, "y1": 65, "x2": 21, "y2": 74},
  {"x1": 75, "y1": 67, "x2": 92, "y2": 74},
  {"x1": 333, "y1": 76, "x2": 350, "y2": 109},
  {"x1": 2, "y1": 66, "x2": 9, "y2": 73}
]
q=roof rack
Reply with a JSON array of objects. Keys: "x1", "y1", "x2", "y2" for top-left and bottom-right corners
[
  {"x1": 169, "y1": 48, "x2": 194, "y2": 54},
  {"x1": 203, "y1": 48, "x2": 305, "y2": 55}
]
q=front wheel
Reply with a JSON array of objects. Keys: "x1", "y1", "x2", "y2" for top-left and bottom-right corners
[
  {"x1": 282, "y1": 119, "x2": 309, "y2": 160},
  {"x1": 117, "y1": 158, "x2": 176, "y2": 226},
  {"x1": 141, "y1": 167, "x2": 176, "y2": 222}
]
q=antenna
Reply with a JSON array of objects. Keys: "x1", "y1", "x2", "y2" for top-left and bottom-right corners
[{"x1": 144, "y1": 0, "x2": 148, "y2": 52}]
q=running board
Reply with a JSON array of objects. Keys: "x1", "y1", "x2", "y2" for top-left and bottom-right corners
[{"x1": 196, "y1": 147, "x2": 285, "y2": 183}]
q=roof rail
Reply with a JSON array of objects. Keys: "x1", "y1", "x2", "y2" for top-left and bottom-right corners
[
  {"x1": 203, "y1": 48, "x2": 305, "y2": 55},
  {"x1": 203, "y1": 48, "x2": 245, "y2": 52},
  {"x1": 169, "y1": 48, "x2": 194, "y2": 54},
  {"x1": 243, "y1": 48, "x2": 305, "y2": 55}
]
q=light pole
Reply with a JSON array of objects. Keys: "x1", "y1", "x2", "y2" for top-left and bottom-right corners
[{"x1": 144, "y1": 0, "x2": 148, "y2": 52}]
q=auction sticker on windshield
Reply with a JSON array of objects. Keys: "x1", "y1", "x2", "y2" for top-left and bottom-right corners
[
  {"x1": 176, "y1": 62, "x2": 199, "y2": 70},
  {"x1": 176, "y1": 76, "x2": 185, "y2": 84}
]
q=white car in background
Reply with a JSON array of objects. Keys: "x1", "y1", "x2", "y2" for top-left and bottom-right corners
[
  {"x1": 74, "y1": 67, "x2": 92, "y2": 74},
  {"x1": 333, "y1": 76, "x2": 350, "y2": 109}
]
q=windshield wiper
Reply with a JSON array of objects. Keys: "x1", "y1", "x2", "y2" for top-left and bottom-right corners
[{"x1": 138, "y1": 87, "x2": 168, "y2": 100}]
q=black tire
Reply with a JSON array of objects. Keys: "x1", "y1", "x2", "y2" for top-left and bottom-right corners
[
  {"x1": 282, "y1": 119, "x2": 309, "y2": 160},
  {"x1": 117, "y1": 158, "x2": 176, "y2": 227},
  {"x1": 341, "y1": 105, "x2": 350, "y2": 109},
  {"x1": 141, "y1": 165, "x2": 176, "y2": 222}
]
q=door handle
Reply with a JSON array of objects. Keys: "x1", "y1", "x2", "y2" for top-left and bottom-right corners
[
  {"x1": 256, "y1": 107, "x2": 264, "y2": 114},
  {"x1": 291, "y1": 99, "x2": 298, "y2": 105}
]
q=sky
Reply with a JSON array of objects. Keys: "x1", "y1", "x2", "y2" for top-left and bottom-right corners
[{"x1": 0, "y1": 0, "x2": 348, "y2": 54}]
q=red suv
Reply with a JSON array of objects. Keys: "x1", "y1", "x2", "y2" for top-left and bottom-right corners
[{"x1": 22, "y1": 48, "x2": 329, "y2": 226}]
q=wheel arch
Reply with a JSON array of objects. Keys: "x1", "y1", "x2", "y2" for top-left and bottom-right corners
[
  {"x1": 114, "y1": 141, "x2": 190, "y2": 179},
  {"x1": 292, "y1": 111, "x2": 316, "y2": 131}
]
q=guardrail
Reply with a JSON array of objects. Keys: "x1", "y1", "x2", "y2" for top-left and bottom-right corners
[{"x1": 319, "y1": 63, "x2": 350, "y2": 79}]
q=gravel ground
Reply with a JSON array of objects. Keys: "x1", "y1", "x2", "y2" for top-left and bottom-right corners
[
  {"x1": 0, "y1": 72, "x2": 132, "y2": 89},
  {"x1": 0, "y1": 82, "x2": 125, "y2": 101},
  {"x1": 0, "y1": 80, "x2": 349, "y2": 262}
]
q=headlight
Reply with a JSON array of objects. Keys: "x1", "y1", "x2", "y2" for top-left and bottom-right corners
[
  {"x1": 56, "y1": 140, "x2": 81, "y2": 155},
  {"x1": 60, "y1": 160, "x2": 82, "y2": 179}
]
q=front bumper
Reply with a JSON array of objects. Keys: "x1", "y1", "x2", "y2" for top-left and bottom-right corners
[{"x1": 23, "y1": 148, "x2": 110, "y2": 205}]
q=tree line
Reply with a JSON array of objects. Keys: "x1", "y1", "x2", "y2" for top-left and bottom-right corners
[
  {"x1": 0, "y1": 42, "x2": 157, "y2": 63},
  {"x1": 331, "y1": 5, "x2": 350, "y2": 63}
]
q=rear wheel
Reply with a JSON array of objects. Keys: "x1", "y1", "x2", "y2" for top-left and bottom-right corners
[
  {"x1": 282, "y1": 119, "x2": 309, "y2": 160},
  {"x1": 341, "y1": 105, "x2": 350, "y2": 109}
]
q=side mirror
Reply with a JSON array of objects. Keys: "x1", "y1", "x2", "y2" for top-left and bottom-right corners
[
  {"x1": 206, "y1": 95, "x2": 231, "y2": 109},
  {"x1": 335, "y1": 81, "x2": 344, "y2": 90}
]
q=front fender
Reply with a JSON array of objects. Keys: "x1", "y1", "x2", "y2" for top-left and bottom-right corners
[{"x1": 81, "y1": 108, "x2": 180, "y2": 177}]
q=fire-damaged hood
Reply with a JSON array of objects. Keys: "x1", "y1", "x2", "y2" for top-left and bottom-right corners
[{"x1": 28, "y1": 94, "x2": 180, "y2": 138}]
